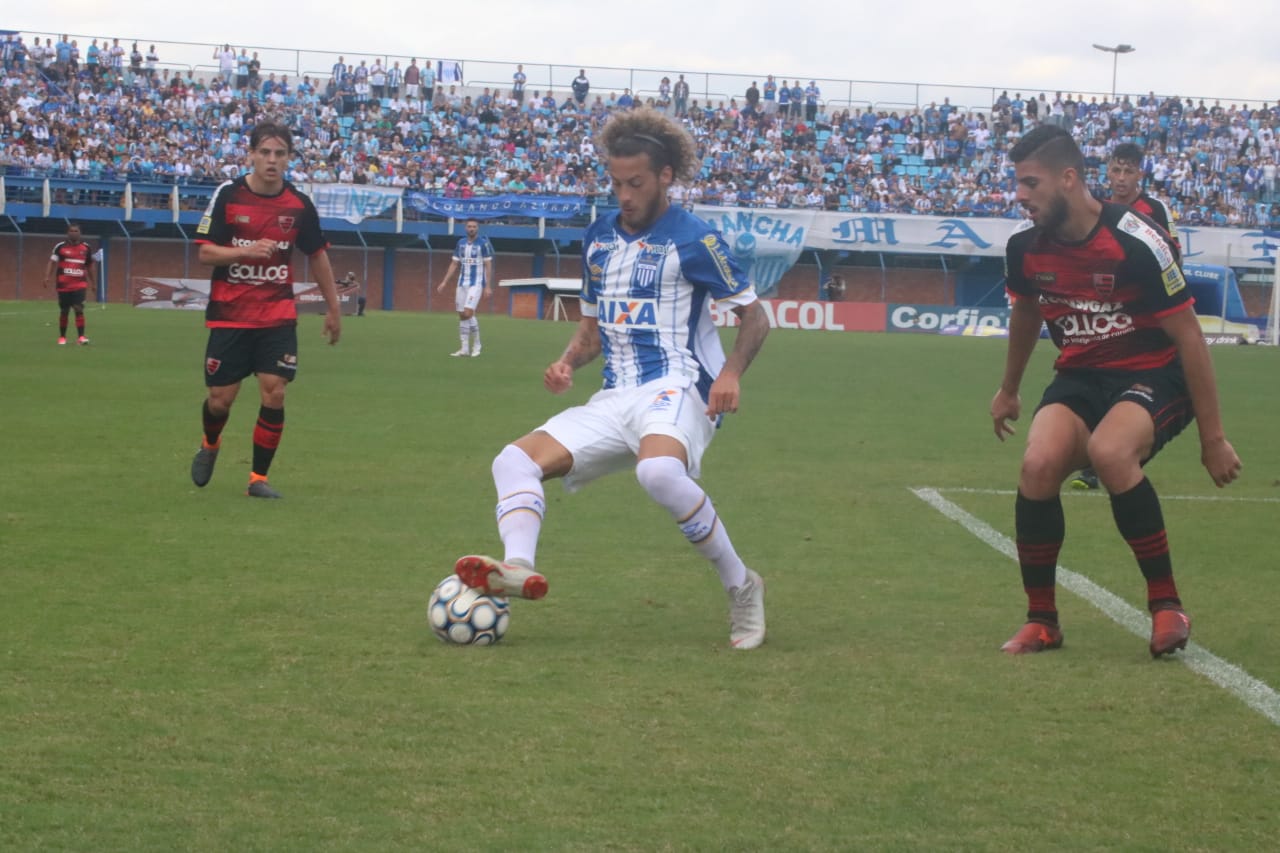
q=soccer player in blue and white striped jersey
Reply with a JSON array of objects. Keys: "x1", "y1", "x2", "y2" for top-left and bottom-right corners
[
  {"x1": 454, "y1": 108, "x2": 773, "y2": 650},
  {"x1": 436, "y1": 218, "x2": 494, "y2": 357}
]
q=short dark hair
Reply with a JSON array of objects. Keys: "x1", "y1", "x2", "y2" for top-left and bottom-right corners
[
  {"x1": 249, "y1": 120, "x2": 293, "y2": 153},
  {"x1": 1008, "y1": 124, "x2": 1084, "y2": 174},
  {"x1": 1110, "y1": 142, "x2": 1144, "y2": 165}
]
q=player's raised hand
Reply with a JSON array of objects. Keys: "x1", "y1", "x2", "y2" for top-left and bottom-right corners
[{"x1": 244, "y1": 238, "x2": 276, "y2": 259}]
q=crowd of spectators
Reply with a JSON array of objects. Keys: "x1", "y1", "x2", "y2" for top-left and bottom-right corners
[{"x1": 2, "y1": 32, "x2": 1279, "y2": 229}]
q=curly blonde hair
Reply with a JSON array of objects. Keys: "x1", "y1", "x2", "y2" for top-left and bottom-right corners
[{"x1": 597, "y1": 107, "x2": 699, "y2": 183}]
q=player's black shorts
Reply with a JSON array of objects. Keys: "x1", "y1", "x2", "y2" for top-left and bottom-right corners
[
  {"x1": 1037, "y1": 363, "x2": 1193, "y2": 460},
  {"x1": 203, "y1": 324, "x2": 298, "y2": 388},
  {"x1": 57, "y1": 289, "x2": 87, "y2": 311}
]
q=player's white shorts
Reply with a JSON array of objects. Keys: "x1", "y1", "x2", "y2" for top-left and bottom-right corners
[
  {"x1": 455, "y1": 283, "x2": 483, "y2": 312},
  {"x1": 537, "y1": 374, "x2": 717, "y2": 493}
]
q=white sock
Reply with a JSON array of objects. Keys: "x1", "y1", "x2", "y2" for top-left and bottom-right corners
[
  {"x1": 469, "y1": 317, "x2": 481, "y2": 348},
  {"x1": 635, "y1": 455, "x2": 748, "y2": 590},
  {"x1": 458, "y1": 319, "x2": 469, "y2": 352},
  {"x1": 492, "y1": 444, "x2": 545, "y2": 567}
]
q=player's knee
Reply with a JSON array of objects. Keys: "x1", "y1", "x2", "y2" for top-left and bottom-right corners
[
  {"x1": 493, "y1": 443, "x2": 544, "y2": 485},
  {"x1": 1086, "y1": 433, "x2": 1143, "y2": 475},
  {"x1": 1020, "y1": 447, "x2": 1070, "y2": 491},
  {"x1": 635, "y1": 455, "x2": 690, "y2": 501}
]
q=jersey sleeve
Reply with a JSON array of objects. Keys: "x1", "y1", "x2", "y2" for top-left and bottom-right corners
[
  {"x1": 1003, "y1": 221, "x2": 1035, "y2": 298},
  {"x1": 1142, "y1": 195, "x2": 1173, "y2": 234},
  {"x1": 579, "y1": 220, "x2": 609, "y2": 314},
  {"x1": 677, "y1": 228, "x2": 755, "y2": 305},
  {"x1": 1147, "y1": 196, "x2": 1182, "y2": 256},
  {"x1": 481, "y1": 237, "x2": 494, "y2": 259},
  {"x1": 1117, "y1": 210, "x2": 1192, "y2": 317},
  {"x1": 295, "y1": 192, "x2": 328, "y2": 256},
  {"x1": 195, "y1": 181, "x2": 233, "y2": 245}
]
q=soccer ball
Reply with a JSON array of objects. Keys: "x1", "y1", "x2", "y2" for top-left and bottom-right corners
[{"x1": 428, "y1": 574, "x2": 510, "y2": 645}]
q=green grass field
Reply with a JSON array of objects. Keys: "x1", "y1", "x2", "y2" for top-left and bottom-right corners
[{"x1": 3, "y1": 300, "x2": 1279, "y2": 852}]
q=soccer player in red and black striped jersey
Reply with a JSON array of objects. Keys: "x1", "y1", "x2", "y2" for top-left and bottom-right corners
[
  {"x1": 190, "y1": 120, "x2": 342, "y2": 499},
  {"x1": 1071, "y1": 143, "x2": 1182, "y2": 491},
  {"x1": 43, "y1": 223, "x2": 96, "y2": 345},
  {"x1": 990, "y1": 125, "x2": 1241, "y2": 658},
  {"x1": 1107, "y1": 142, "x2": 1178, "y2": 244}
]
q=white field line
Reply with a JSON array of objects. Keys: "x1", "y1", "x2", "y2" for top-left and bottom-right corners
[
  {"x1": 940, "y1": 486, "x2": 1280, "y2": 504},
  {"x1": 911, "y1": 486, "x2": 1280, "y2": 727}
]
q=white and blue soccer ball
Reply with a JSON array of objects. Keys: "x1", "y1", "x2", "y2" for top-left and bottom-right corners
[{"x1": 428, "y1": 574, "x2": 510, "y2": 645}]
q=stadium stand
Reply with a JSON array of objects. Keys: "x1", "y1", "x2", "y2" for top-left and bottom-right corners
[{"x1": 1, "y1": 31, "x2": 1278, "y2": 229}]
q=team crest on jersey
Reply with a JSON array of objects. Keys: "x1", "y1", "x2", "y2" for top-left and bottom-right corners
[
  {"x1": 277, "y1": 216, "x2": 295, "y2": 232},
  {"x1": 205, "y1": 357, "x2": 222, "y2": 376},
  {"x1": 634, "y1": 244, "x2": 666, "y2": 289},
  {"x1": 1092, "y1": 274, "x2": 1115, "y2": 297},
  {"x1": 634, "y1": 261, "x2": 658, "y2": 288}
]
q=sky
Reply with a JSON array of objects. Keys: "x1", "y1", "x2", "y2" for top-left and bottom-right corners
[{"x1": 11, "y1": 1, "x2": 1279, "y2": 106}]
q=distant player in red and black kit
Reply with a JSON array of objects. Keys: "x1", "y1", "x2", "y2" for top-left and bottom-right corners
[
  {"x1": 190, "y1": 120, "x2": 342, "y2": 499},
  {"x1": 990, "y1": 125, "x2": 1241, "y2": 658},
  {"x1": 43, "y1": 223, "x2": 96, "y2": 345},
  {"x1": 1071, "y1": 142, "x2": 1180, "y2": 491}
]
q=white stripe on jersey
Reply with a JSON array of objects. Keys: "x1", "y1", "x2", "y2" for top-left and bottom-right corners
[
  {"x1": 454, "y1": 237, "x2": 492, "y2": 288},
  {"x1": 582, "y1": 208, "x2": 754, "y2": 397}
]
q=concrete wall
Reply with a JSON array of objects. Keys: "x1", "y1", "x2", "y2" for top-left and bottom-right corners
[{"x1": 0, "y1": 234, "x2": 952, "y2": 315}]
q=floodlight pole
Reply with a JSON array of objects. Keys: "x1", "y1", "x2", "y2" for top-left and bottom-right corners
[{"x1": 1092, "y1": 43, "x2": 1136, "y2": 101}]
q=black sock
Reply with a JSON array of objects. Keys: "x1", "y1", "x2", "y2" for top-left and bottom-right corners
[
  {"x1": 1110, "y1": 477, "x2": 1180, "y2": 610},
  {"x1": 202, "y1": 400, "x2": 229, "y2": 447},
  {"x1": 252, "y1": 406, "x2": 285, "y2": 477},
  {"x1": 1015, "y1": 491, "x2": 1065, "y2": 623}
]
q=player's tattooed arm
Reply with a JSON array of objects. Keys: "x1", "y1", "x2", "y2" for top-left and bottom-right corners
[
  {"x1": 545, "y1": 317, "x2": 601, "y2": 394},
  {"x1": 558, "y1": 316, "x2": 601, "y2": 369}
]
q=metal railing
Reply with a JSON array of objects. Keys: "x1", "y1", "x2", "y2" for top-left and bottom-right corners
[{"x1": 19, "y1": 28, "x2": 1257, "y2": 120}]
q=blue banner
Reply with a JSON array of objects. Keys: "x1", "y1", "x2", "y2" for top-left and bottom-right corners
[
  {"x1": 694, "y1": 206, "x2": 813, "y2": 297},
  {"x1": 305, "y1": 184, "x2": 402, "y2": 224},
  {"x1": 405, "y1": 192, "x2": 587, "y2": 220}
]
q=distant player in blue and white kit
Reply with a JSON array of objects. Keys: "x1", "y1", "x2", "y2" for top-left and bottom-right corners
[
  {"x1": 454, "y1": 108, "x2": 772, "y2": 650},
  {"x1": 436, "y1": 217, "x2": 494, "y2": 357}
]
